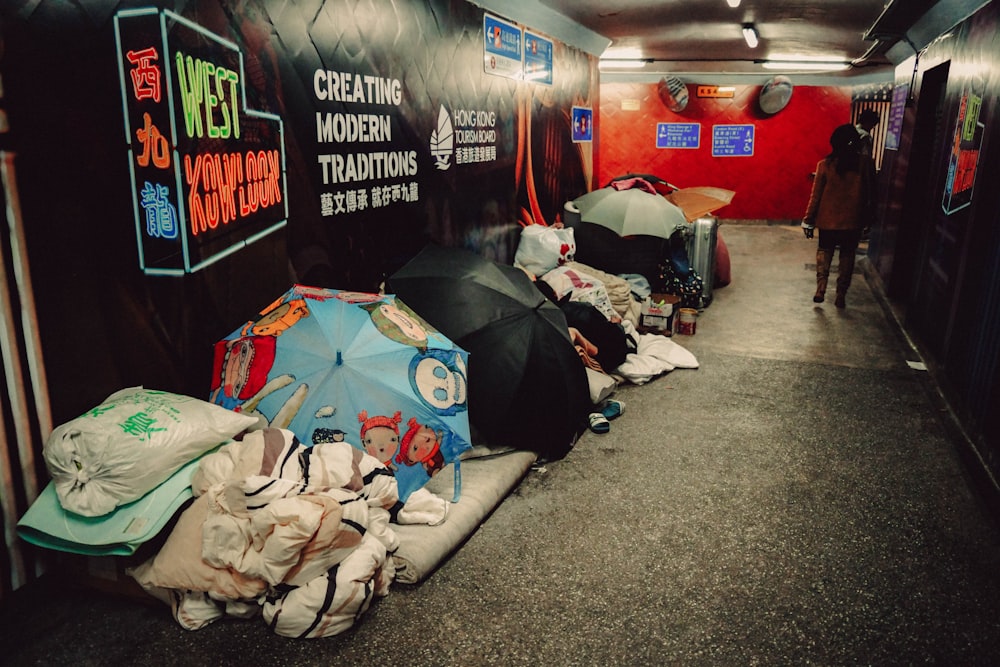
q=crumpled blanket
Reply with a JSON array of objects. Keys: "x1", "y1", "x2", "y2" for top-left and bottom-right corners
[
  {"x1": 609, "y1": 177, "x2": 659, "y2": 194},
  {"x1": 262, "y1": 530, "x2": 390, "y2": 637},
  {"x1": 562, "y1": 261, "x2": 643, "y2": 327},
  {"x1": 193, "y1": 426, "x2": 447, "y2": 526},
  {"x1": 614, "y1": 321, "x2": 700, "y2": 384},
  {"x1": 540, "y1": 265, "x2": 616, "y2": 321},
  {"x1": 192, "y1": 427, "x2": 401, "y2": 547},
  {"x1": 128, "y1": 427, "x2": 438, "y2": 638}
]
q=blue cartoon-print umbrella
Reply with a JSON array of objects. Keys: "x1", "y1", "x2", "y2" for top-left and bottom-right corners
[{"x1": 210, "y1": 285, "x2": 471, "y2": 502}]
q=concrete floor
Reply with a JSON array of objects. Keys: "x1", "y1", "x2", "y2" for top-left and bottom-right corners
[{"x1": 3, "y1": 224, "x2": 1000, "y2": 665}]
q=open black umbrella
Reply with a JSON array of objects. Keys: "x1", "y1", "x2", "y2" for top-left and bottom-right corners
[{"x1": 387, "y1": 244, "x2": 590, "y2": 460}]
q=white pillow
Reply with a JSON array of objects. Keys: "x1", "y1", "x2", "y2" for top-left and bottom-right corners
[
  {"x1": 126, "y1": 493, "x2": 269, "y2": 599},
  {"x1": 43, "y1": 387, "x2": 259, "y2": 517},
  {"x1": 586, "y1": 367, "x2": 617, "y2": 405}
]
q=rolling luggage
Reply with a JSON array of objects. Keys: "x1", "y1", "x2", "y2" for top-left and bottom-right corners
[{"x1": 685, "y1": 216, "x2": 719, "y2": 308}]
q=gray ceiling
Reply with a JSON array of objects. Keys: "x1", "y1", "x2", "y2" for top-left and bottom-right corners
[{"x1": 472, "y1": 0, "x2": 987, "y2": 82}]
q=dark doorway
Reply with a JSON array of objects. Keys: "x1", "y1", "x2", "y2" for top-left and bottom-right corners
[
  {"x1": 896, "y1": 63, "x2": 955, "y2": 360},
  {"x1": 889, "y1": 61, "x2": 949, "y2": 304}
]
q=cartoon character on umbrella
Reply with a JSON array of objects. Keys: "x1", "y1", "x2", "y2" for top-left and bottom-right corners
[
  {"x1": 241, "y1": 297, "x2": 310, "y2": 337},
  {"x1": 409, "y1": 348, "x2": 468, "y2": 416},
  {"x1": 396, "y1": 417, "x2": 446, "y2": 477},
  {"x1": 358, "y1": 410, "x2": 403, "y2": 469},
  {"x1": 359, "y1": 299, "x2": 435, "y2": 351},
  {"x1": 211, "y1": 285, "x2": 474, "y2": 502},
  {"x1": 210, "y1": 335, "x2": 278, "y2": 411}
]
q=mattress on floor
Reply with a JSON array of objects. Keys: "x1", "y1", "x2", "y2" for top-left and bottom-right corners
[{"x1": 392, "y1": 448, "x2": 536, "y2": 584}]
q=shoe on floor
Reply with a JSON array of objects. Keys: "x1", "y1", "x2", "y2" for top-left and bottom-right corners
[
  {"x1": 835, "y1": 294, "x2": 846, "y2": 308},
  {"x1": 600, "y1": 399, "x2": 625, "y2": 420},
  {"x1": 588, "y1": 412, "x2": 610, "y2": 434}
]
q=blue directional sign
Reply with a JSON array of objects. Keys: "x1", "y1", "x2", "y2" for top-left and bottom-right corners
[
  {"x1": 656, "y1": 123, "x2": 700, "y2": 149},
  {"x1": 524, "y1": 30, "x2": 553, "y2": 86},
  {"x1": 572, "y1": 106, "x2": 592, "y2": 143},
  {"x1": 484, "y1": 15, "x2": 523, "y2": 80},
  {"x1": 712, "y1": 124, "x2": 755, "y2": 156}
]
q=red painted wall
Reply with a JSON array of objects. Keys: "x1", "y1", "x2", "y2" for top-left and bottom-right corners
[{"x1": 597, "y1": 82, "x2": 852, "y2": 221}]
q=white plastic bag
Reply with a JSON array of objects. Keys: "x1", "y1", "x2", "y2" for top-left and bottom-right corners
[
  {"x1": 514, "y1": 224, "x2": 575, "y2": 276},
  {"x1": 43, "y1": 387, "x2": 259, "y2": 517}
]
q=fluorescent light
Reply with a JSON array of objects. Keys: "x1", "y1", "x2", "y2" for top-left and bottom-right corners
[
  {"x1": 599, "y1": 59, "x2": 648, "y2": 69},
  {"x1": 727, "y1": 0, "x2": 741, "y2": 7},
  {"x1": 762, "y1": 60, "x2": 850, "y2": 71},
  {"x1": 742, "y1": 25, "x2": 758, "y2": 49},
  {"x1": 601, "y1": 46, "x2": 644, "y2": 59}
]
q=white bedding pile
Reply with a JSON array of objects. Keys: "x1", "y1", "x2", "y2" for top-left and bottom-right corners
[{"x1": 128, "y1": 427, "x2": 401, "y2": 638}]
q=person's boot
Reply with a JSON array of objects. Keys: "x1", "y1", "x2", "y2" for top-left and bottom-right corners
[
  {"x1": 835, "y1": 248, "x2": 856, "y2": 309},
  {"x1": 814, "y1": 248, "x2": 831, "y2": 303}
]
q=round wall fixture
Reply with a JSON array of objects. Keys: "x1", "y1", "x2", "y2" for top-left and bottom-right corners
[
  {"x1": 657, "y1": 76, "x2": 689, "y2": 113},
  {"x1": 759, "y1": 75, "x2": 794, "y2": 114}
]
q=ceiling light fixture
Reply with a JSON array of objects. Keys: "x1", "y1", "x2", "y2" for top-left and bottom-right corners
[
  {"x1": 761, "y1": 60, "x2": 851, "y2": 71},
  {"x1": 727, "y1": 0, "x2": 741, "y2": 7},
  {"x1": 598, "y1": 59, "x2": 649, "y2": 70},
  {"x1": 742, "y1": 24, "x2": 759, "y2": 49}
]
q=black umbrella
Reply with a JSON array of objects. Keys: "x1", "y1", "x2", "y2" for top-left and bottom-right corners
[{"x1": 387, "y1": 244, "x2": 590, "y2": 460}]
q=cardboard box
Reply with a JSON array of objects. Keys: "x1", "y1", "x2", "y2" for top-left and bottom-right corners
[
  {"x1": 640, "y1": 293, "x2": 680, "y2": 332},
  {"x1": 641, "y1": 313, "x2": 670, "y2": 330}
]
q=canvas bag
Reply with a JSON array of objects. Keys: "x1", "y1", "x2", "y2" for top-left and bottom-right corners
[
  {"x1": 43, "y1": 387, "x2": 259, "y2": 517},
  {"x1": 515, "y1": 224, "x2": 576, "y2": 276}
]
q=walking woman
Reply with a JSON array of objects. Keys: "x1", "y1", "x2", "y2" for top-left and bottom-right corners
[{"x1": 801, "y1": 123, "x2": 872, "y2": 308}]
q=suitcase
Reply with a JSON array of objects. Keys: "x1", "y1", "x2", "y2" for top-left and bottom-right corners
[{"x1": 685, "y1": 216, "x2": 719, "y2": 308}]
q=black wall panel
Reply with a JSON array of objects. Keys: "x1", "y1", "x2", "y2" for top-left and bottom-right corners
[
  {"x1": 0, "y1": 0, "x2": 595, "y2": 426},
  {"x1": 875, "y1": 1, "x2": 1000, "y2": 484}
]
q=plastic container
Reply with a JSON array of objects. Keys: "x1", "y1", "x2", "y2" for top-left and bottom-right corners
[{"x1": 676, "y1": 308, "x2": 698, "y2": 335}]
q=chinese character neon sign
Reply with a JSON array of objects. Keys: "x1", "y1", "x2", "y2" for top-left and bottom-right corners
[{"x1": 115, "y1": 8, "x2": 287, "y2": 275}]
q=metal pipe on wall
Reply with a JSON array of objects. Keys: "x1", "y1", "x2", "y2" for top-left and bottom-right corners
[
  {"x1": 1, "y1": 150, "x2": 52, "y2": 593},
  {"x1": 1, "y1": 151, "x2": 51, "y2": 446},
  {"x1": 1, "y1": 152, "x2": 29, "y2": 593}
]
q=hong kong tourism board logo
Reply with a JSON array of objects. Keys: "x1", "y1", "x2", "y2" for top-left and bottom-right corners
[
  {"x1": 430, "y1": 106, "x2": 453, "y2": 170},
  {"x1": 430, "y1": 105, "x2": 499, "y2": 171}
]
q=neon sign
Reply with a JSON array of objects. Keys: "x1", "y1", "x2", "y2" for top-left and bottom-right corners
[
  {"x1": 942, "y1": 89, "x2": 983, "y2": 215},
  {"x1": 115, "y1": 8, "x2": 287, "y2": 275}
]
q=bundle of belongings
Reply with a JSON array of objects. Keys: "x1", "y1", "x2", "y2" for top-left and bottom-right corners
[
  {"x1": 17, "y1": 387, "x2": 458, "y2": 638},
  {"x1": 129, "y1": 427, "x2": 401, "y2": 637},
  {"x1": 514, "y1": 224, "x2": 700, "y2": 413}
]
